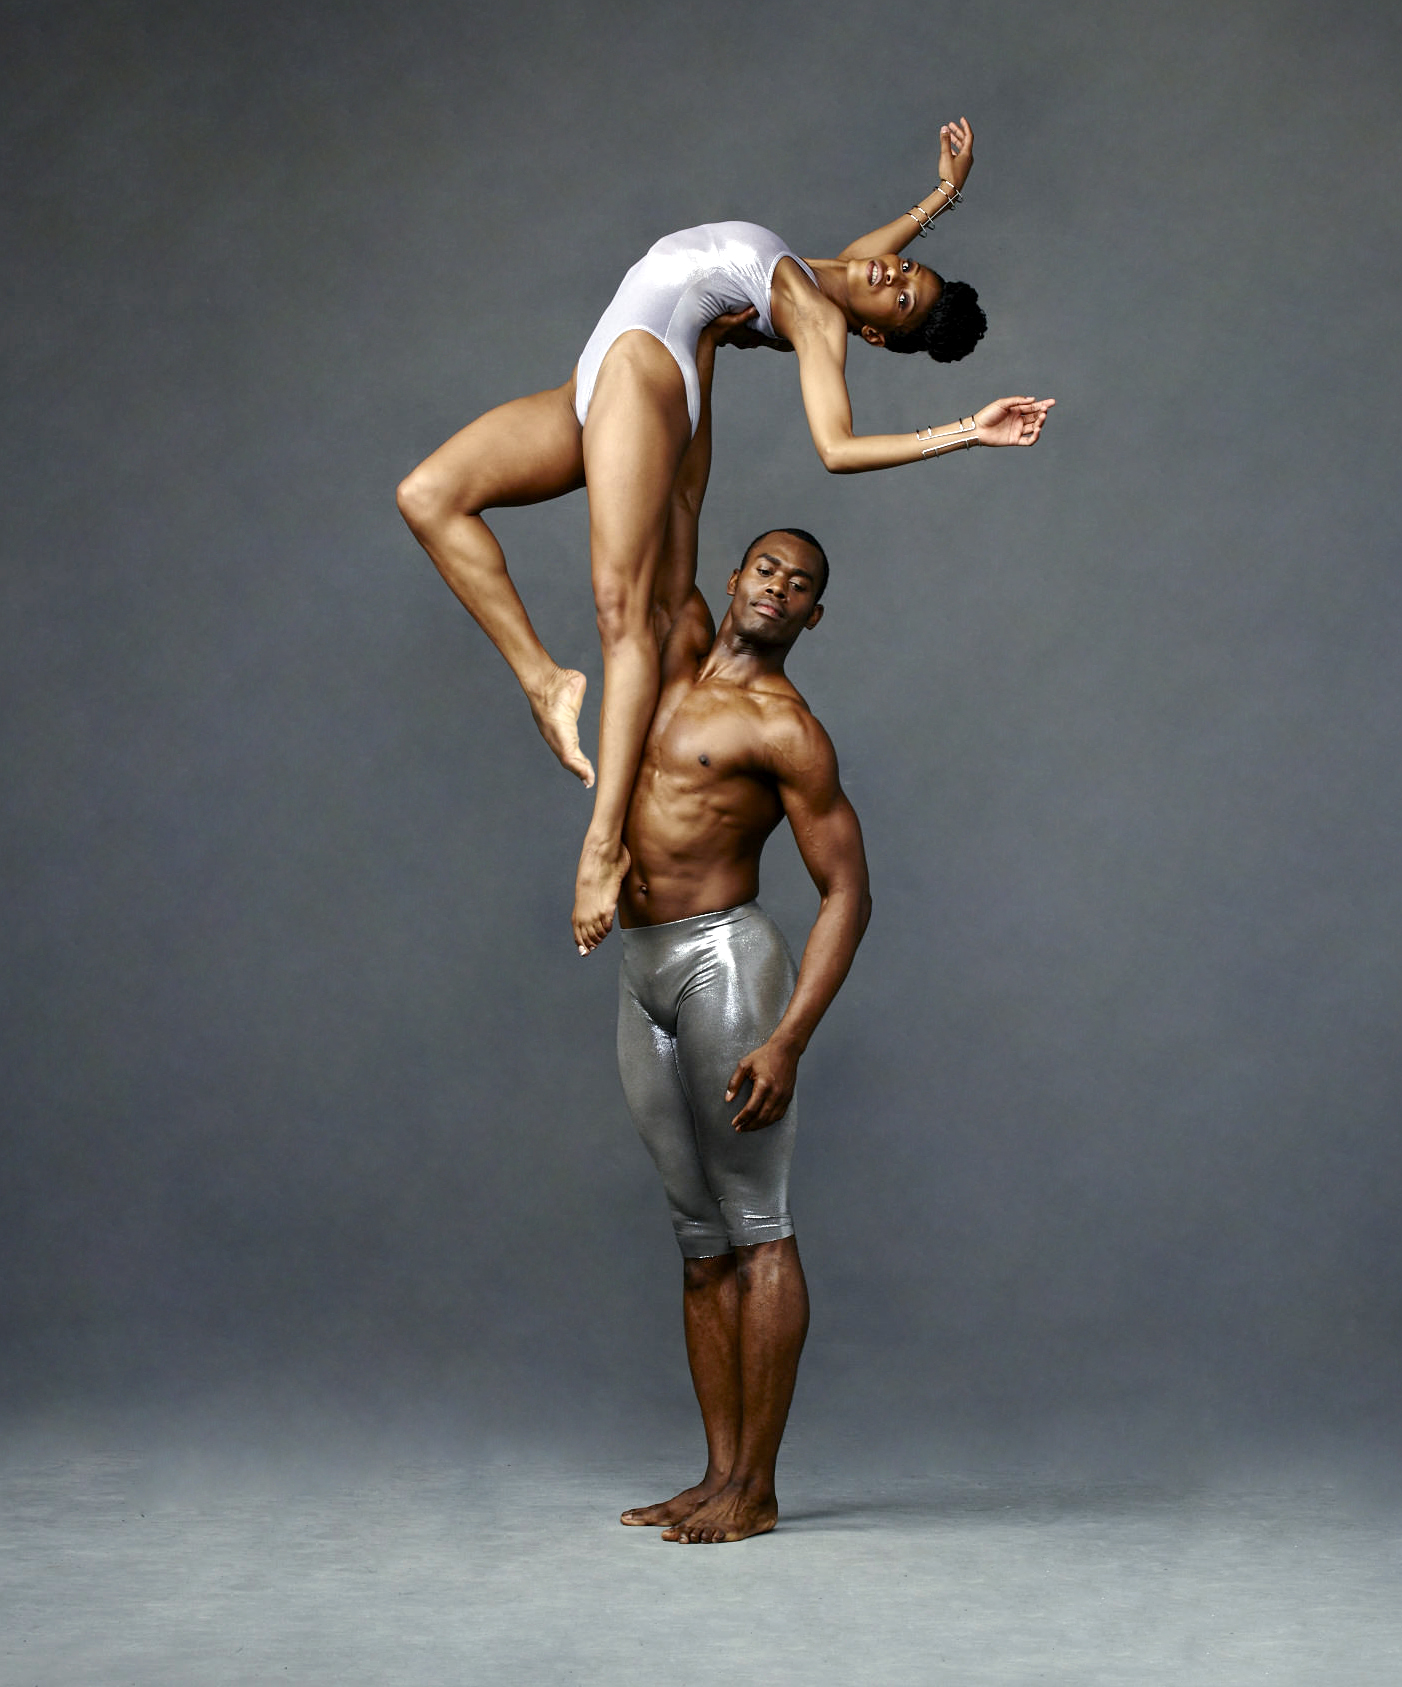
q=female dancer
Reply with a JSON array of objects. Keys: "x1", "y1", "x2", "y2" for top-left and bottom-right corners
[{"x1": 397, "y1": 118, "x2": 1053, "y2": 952}]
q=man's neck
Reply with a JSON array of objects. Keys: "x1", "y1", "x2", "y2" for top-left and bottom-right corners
[{"x1": 696, "y1": 619, "x2": 792, "y2": 687}]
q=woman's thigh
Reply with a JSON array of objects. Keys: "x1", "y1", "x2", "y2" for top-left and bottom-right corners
[
  {"x1": 582, "y1": 333, "x2": 692, "y2": 597},
  {"x1": 409, "y1": 379, "x2": 585, "y2": 514}
]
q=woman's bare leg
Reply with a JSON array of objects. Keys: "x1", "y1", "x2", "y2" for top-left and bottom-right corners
[
  {"x1": 396, "y1": 382, "x2": 594, "y2": 784},
  {"x1": 651, "y1": 321, "x2": 721, "y2": 641},
  {"x1": 572, "y1": 334, "x2": 692, "y2": 952}
]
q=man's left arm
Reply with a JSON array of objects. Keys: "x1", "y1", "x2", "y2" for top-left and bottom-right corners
[{"x1": 726, "y1": 714, "x2": 873, "y2": 1131}]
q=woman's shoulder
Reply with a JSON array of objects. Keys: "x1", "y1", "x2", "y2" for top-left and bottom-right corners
[{"x1": 769, "y1": 257, "x2": 840, "y2": 339}]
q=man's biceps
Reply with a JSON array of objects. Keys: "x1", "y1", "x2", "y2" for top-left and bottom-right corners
[
  {"x1": 778, "y1": 742, "x2": 842, "y2": 803},
  {"x1": 782, "y1": 783, "x2": 851, "y2": 843}
]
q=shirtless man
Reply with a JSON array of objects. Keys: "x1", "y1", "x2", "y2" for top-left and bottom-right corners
[{"x1": 615, "y1": 525, "x2": 870, "y2": 1544}]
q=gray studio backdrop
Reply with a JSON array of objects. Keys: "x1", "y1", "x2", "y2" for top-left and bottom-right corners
[{"x1": 4, "y1": 0, "x2": 1399, "y2": 1464}]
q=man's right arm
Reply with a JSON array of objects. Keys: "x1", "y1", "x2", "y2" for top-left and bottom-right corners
[
  {"x1": 659, "y1": 586, "x2": 715, "y2": 682},
  {"x1": 725, "y1": 710, "x2": 872, "y2": 1131}
]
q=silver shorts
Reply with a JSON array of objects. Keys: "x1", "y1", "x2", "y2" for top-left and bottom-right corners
[{"x1": 617, "y1": 902, "x2": 798, "y2": 1256}]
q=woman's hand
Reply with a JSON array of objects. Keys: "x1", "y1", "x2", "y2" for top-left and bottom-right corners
[
  {"x1": 939, "y1": 117, "x2": 974, "y2": 192},
  {"x1": 973, "y1": 395, "x2": 1056, "y2": 447}
]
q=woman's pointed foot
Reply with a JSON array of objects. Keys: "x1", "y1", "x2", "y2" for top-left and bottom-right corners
[
  {"x1": 572, "y1": 837, "x2": 629, "y2": 954},
  {"x1": 530, "y1": 667, "x2": 594, "y2": 786}
]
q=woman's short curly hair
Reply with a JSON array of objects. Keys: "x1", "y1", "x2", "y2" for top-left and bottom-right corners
[{"x1": 884, "y1": 278, "x2": 987, "y2": 363}]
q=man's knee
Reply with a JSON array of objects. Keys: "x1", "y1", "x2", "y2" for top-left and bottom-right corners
[
  {"x1": 735, "y1": 1234, "x2": 799, "y2": 1282},
  {"x1": 683, "y1": 1252, "x2": 736, "y2": 1292},
  {"x1": 732, "y1": 1230, "x2": 797, "y2": 1279}
]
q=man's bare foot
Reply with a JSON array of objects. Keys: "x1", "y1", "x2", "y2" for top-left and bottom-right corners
[
  {"x1": 573, "y1": 836, "x2": 629, "y2": 954},
  {"x1": 530, "y1": 667, "x2": 594, "y2": 787},
  {"x1": 620, "y1": 1476, "x2": 727, "y2": 1528},
  {"x1": 661, "y1": 1481, "x2": 778, "y2": 1544}
]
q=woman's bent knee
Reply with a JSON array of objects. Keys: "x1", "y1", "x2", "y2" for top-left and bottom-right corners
[
  {"x1": 595, "y1": 588, "x2": 655, "y2": 649},
  {"x1": 396, "y1": 466, "x2": 442, "y2": 534},
  {"x1": 397, "y1": 464, "x2": 482, "y2": 534}
]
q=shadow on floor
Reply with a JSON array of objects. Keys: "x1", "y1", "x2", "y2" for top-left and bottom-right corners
[{"x1": 781, "y1": 1477, "x2": 1194, "y2": 1531}]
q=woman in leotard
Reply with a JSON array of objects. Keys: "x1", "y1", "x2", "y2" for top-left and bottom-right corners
[{"x1": 397, "y1": 118, "x2": 1053, "y2": 953}]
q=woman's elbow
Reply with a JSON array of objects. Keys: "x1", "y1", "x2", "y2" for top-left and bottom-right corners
[{"x1": 815, "y1": 439, "x2": 850, "y2": 474}]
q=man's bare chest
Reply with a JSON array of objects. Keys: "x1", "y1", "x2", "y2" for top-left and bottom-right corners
[{"x1": 646, "y1": 681, "x2": 770, "y2": 787}]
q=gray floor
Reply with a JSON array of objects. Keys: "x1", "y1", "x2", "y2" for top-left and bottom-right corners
[{"x1": 3, "y1": 1424, "x2": 1400, "y2": 1686}]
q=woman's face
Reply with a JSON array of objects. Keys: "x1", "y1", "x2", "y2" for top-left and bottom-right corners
[{"x1": 847, "y1": 254, "x2": 942, "y2": 342}]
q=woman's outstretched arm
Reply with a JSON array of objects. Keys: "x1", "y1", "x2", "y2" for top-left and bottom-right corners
[
  {"x1": 837, "y1": 117, "x2": 975, "y2": 261},
  {"x1": 787, "y1": 296, "x2": 1052, "y2": 472}
]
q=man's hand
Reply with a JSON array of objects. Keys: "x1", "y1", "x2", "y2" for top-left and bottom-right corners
[
  {"x1": 973, "y1": 394, "x2": 1055, "y2": 447},
  {"x1": 706, "y1": 304, "x2": 785, "y2": 352},
  {"x1": 726, "y1": 1036, "x2": 801, "y2": 1132},
  {"x1": 692, "y1": 307, "x2": 762, "y2": 394},
  {"x1": 938, "y1": 117, "x2": 974, "y2": 193}
]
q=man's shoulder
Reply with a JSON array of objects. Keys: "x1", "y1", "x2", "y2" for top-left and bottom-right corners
[{"x1": 748, "y1": 680, "x2": 835, "y2": 773}]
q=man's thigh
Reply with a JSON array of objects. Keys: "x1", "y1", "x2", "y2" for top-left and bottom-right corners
[
  {"x1": 617, "y1": 979, "x2": 727, "y2": 1246},
  {"x1": 673, "y1": 948, "x2": 797, "y2": 1237}
]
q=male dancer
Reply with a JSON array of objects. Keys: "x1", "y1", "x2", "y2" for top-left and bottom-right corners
[{"x1": 615, "y1": 525, "x2": 870, "y2": 1544}]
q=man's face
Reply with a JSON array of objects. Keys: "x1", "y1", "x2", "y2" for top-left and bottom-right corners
[
  {"x1": 847, "y1": 254, "x2": 942, "y2": 345},
  {"x1": 727, "y1": 533, "x2": 826, "y2": 643}
]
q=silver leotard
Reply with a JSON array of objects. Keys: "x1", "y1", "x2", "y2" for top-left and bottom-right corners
[
  {"x1": 574, "y1": 223, "x2": 818, "y2": 436},
  {"x1": 617, "y1": 902, "x2": 798, "y2": 1257}
]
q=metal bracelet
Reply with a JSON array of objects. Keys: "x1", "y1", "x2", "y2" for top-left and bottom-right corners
[
  {"x1": 909, "y1": 181, "x2": 961, "y2": 238},
  {"x1": 917, "y1": 417, "x2": 979, "y2": 458}
]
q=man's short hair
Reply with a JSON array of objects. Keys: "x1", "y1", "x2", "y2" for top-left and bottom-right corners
[
  {"x1": 885, "y1": 278, "x2": 987, "y2": 363},
  {"x1": 741, "y1": 528, "x2": 831, "y2": 601}
]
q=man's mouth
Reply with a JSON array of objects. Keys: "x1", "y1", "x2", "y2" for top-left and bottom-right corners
[{"x1": 754, "y1": 600, "x2": 783, "y2": 619}]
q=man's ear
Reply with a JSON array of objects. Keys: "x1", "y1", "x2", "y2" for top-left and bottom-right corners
[
  {"x1": 727, "y1": 569, "x2": 740, "y2": 597},
  {"x1": 805, "y1": 602, "x2": 825, "y2": 631},
  {"x1": 860, "y1": 324, "x2": 885, "y2": 347}
]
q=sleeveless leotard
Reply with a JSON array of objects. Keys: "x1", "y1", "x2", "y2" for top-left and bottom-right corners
[{"x1": 574, "y1": 222, "x2": 818, "y2": 436}]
